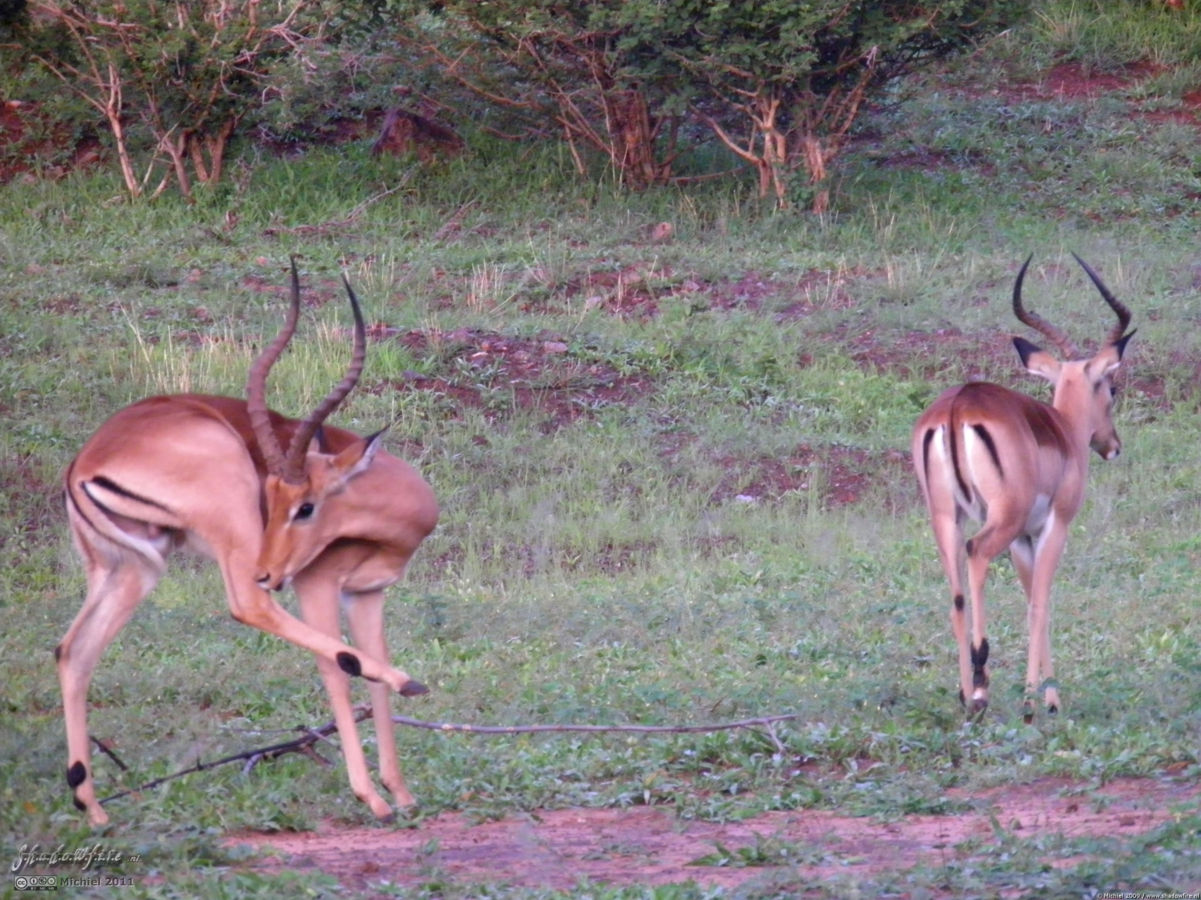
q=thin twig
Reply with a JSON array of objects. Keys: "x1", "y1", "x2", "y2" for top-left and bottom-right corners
[
  {"x1": 390, "y1": 712, "x2": 801, "y2": 735},
  {"x1": 91, "y1": 736, "x2": 129, "y2": 772},
  {"x1": 99, "y1": 719, "x2": 344, "y2": 806},
  {"x1": 97, "y1": 707, "x2": 800, "y2": 808}
]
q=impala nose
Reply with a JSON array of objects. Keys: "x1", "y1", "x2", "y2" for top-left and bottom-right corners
[{"x1": 1092, "y1": 434, "x2": 1121, "y2": 461}]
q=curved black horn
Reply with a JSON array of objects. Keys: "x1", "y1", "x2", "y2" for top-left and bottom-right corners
[
  {"x1": 247, "y1": 257, "x2": 302, "y2": 479},
  {"x1": 1012, "y1": 254, "x2": 1078, "y2": 359},
  {"x1": 1071, "y1": 253, "x2": 1133, "y2": 346},
  {"x1": 283, "y1": 271, "x2": 367, "y2": 478}
]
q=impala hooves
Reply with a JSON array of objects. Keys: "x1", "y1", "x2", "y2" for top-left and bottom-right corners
[
  {"x1": 400, "y1": 679, "x2": 429, "y2": 697},
  {"x1": 957, "y1": 689, "x2": 989, "y2": 720},
  {"x1": 365, "y1": 791, "x2": 420, "y2": 824}
]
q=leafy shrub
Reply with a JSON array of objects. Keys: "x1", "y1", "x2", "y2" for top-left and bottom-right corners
[
  {"x1": 391, "y1": 1, "x2": 1028, "y2": 208},
  {"x1": 22, "y1": 1, "x2": 342, "y2": 198}
]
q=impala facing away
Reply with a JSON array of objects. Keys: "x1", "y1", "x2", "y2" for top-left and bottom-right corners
[
  {"x1": 912, "y1": 255, "x2": 1134, "y2": 720},
  {"x1": 59, "y1": 260, "x2": 438, "y2": 825}
]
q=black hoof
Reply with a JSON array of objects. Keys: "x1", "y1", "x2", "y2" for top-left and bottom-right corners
[
  {"x1": 964, "y1": 690, "x2": 988, "y2": 719},
  {"x1": 400, "y1": 679, "x2": 429, "y2": 697}
]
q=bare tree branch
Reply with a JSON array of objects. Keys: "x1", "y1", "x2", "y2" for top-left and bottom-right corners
[{"x1": 97, "y1": 706, "x2": 803, "y2": 809}]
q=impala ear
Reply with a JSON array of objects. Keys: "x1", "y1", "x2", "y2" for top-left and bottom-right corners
[
  {"x1": 1113, "y1": 329, "x2": 1135, "y2": 360},
  {"x1": 332, "y1": 428, "x2": 387, "y2": 481},
  {"x1": 1085, "y1": 336, "x2": 1131, "y2": 382},
  {"x1": 1013, "y1": 336, "x2": 1061, "y2": 383}
]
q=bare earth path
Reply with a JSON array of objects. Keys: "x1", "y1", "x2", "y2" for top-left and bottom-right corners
[{"x1": 228, "y1": 775, "x2": 1199, "y2": 894}]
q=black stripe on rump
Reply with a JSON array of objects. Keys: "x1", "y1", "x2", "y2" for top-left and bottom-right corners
[
  {"x1": 64, "y1": 484, "x2": 102, "y2": 536},
  {"x1": 921, "y1": 428, "x2": 937, "y2": 487},
  {"x1": 84, "y1": 475, "x2": 175, "y2": 516},
  {"x1": 64, "y1": 458, "x2": 100, "y2": 533},
  {"x1": 971, "y1": 423, "x2": 1004, "y2": 480}
]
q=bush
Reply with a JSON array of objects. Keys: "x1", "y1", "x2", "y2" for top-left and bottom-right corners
[
  {"x1": 22, "y1": 1, "x2": 341, "y2": 199},
  {"x1": 391, "y1": 1, "x2": 1028, "y2": 208}
]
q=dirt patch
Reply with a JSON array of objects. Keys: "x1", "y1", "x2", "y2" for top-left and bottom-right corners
[
  {"x1": 1035, "y1": 61, "x2": 1154, "y2": 100},
  {"x1": 710, "y1": 445, "x2": 910, "y2": 507},
  {"x1": 227, "y1": 776, "x2": 1199, "y2": 895},
  {"x1": 386, "y1": 327, "x2": 655, "y2": 432}
]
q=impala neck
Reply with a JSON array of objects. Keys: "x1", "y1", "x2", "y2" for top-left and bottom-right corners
[{"x1": 1048, "y1": 364, "x2": 1108, "y2": 468}]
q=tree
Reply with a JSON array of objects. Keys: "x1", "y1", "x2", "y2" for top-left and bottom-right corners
[
  {"x1": 617, "y1": 1, "x2": 1027, "y2": 210},
  {"x1": 393, "y1": 1, "x2": 686, "y2": 189},
  {"x1": 27, "y1": 1, "x2": 329, "y2": 199},
  {"x1": 394, "y1": 1, "x2": 1025, "y2": 209}
]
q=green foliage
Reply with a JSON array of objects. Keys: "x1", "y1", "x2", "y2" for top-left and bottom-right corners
[
  {"x1": 21, "y1": 1, "x2": 351, "y2": 197},
  {"x1": 1033, "y1": 0, "x2": 1201, "y2": 69},
  {"x1": 395, "y1": 1, "x2": 1028, "y2": 205}
]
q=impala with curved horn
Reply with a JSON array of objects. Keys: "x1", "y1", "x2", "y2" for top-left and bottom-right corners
[
  {"x1": 912, "y1": 254, "x2": 1134, "y2": 720},
  {"x1": 58, "y1": 259, "x2": 438, "y2": 825}
]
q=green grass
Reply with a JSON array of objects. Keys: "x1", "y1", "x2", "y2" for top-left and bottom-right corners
[{"x1": 3, "y1": 5, "x2": 1201, "y2": 897}]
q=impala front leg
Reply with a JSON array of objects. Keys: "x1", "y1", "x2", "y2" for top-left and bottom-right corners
[
  {"x1": 229, "y1": 585, "x2": 420, "y2": 695},
  {"x1": 1025, "y1": 521, "x2": 1068, "y2": 720},
  {"x1": 1011, "y1": 537, "x2": 1045, "y2": 721},
  {"x1": 292, "y1": 573, "x2": 396, "y2": 820},
  {"x1": 216, "y1": 546, "x2": 422, "y2": 696},
  {"x1": 345, "y1": 589, "x2": 417, "y2": 811}
]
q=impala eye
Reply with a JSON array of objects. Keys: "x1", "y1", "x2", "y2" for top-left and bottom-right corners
[{"x1": 294, "y1": 501, "x2": 316, "y2": 521}]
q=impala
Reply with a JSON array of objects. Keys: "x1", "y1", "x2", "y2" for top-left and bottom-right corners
[
  {"x1": 912, "y1": 254, "x2": 1134, "y2": 720},
  {"x1": 58, "y1": 260, "x2": 438, "y2": 825}
]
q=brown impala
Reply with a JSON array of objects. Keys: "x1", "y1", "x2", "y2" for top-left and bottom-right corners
[
  {"x1": 58, "y1": 260, "x2": 438, "y2": 825},
  {"x1": 912, "y1": 255, "x2": 1134, "y2": 721}
]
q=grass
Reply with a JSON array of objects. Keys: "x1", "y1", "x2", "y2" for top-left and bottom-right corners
[{"x1": 3, "y1": 3, "x2": 1201, "y2": 896}]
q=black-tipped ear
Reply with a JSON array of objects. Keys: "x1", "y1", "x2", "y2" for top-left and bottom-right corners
[
  {"x1": 1113, "y1": 329, "x2": 1136, "y2": 359},
  {"x1": 1012, "y1": 336, "x2": 1042, "y2": 367},
  {"x1": 332, "y1": 427, "x2": 388, "y2": 482}
]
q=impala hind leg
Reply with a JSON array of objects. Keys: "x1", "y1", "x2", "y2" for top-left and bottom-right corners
[
  {"x1": 57, "y1": 554, "x2": 161, "y2": 825},
  {"x1": 963, "y1": 523, "x2": 1026, "y2": 717},
  {"x1": 926, "y1": 510, "x2": 977, "y2": 713},
  {"x1": 962, "y1": 547, "x2": 993, "y2": 716},
  {"x1": 345, "y1": 590, "x2": 418, "y2": 811}
]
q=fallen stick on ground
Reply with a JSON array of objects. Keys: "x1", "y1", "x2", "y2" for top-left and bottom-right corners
[{"x1": 97, "y1": 706, "x2": 800, "y2": 808}]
